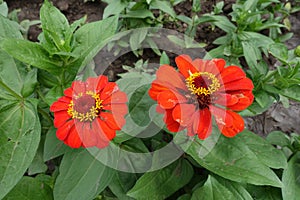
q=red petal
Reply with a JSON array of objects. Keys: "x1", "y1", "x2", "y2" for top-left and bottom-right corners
[
  {"x1": 175, "y1": 55, "x2": 198, "y2": 78},
  {"x1": 100, "y1": 112, "x2": 125, "y2": 130},
  {"x1": 53, "y1": 111, "x2": 71, "y2": 128},
  {"x1": 157, "y1": 90, "x2": 187, "y2": 109},
  {"x1": 219, "y1": 66, "x2": 246, "y2": 84},
  {"x1": 193, "y1": 108, "x2": 212, "y2": 140},
  {"x1": 149, "y1": 82, "x2": 169, "y2": 100},
  {"x1": 96, "y1": 75, "x2": 109, "y2": 92},
  {"x1": 213, "y1": 93, "x2": 239, "y2": 107},
  {"x1": 192, "y1": 58, "x2": 207, "y2": 72},
  {"x1": 103, "y1": 104, "x2": 128, "y2": 116},
  {"x1": 97, "y1": 118, "x2": 116, "y2": 140},
  {"x1": 102, "y1": 91, "x2": 127, "y2": 105},
  {"x1": 86, "y1": 76, "x2": 109, "y2": 92},
  {"x1": 203, "y1": 59, "x2": 225, "y2": 75},
  {"x1": 100, "y1": 82, "x2": 118, "y2": 101},
  {"x1": 156, "y1": 65, "x2": 186, "y2": 90},
  {"x1": 56, "y1": 119, "x2": 74, "y2": 141},
  {"x1": 222, "y1": 78, "x2": 254, "y2": 91},
  {"x1": 63, "y1": 88, "x2": 73, "y2": 98},
  {"x1": 50, "y1": 100, "x2": 69, "y2": 112},
  {"x1": 65, "y1": 125, "x2": 82, "y2": 148},
  {"x1": 210, "y1": 106, "x2": 244, "y2": 137},
  {"x1": 172, "y1": 104, "x2": 195, "y2": 126},
  {"x1": 79, "y1": 122, "x2": 98, "y2": 147},
  {"x1": 226, "y1": 91, "x2": 254, "y2": 111},
  {"x1": 164, "y1": 109, "x2": 182, "y2": 132},
  {"x1": 72, "y1": 80, "x2": 86, "y2": 96}
]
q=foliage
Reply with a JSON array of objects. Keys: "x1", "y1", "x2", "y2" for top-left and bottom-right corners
[{"x1": 0, "y1": 0, "x2": 299, "y2": 199}]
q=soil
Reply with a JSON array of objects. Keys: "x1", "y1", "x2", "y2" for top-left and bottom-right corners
[{"x1": 5, "y1": 0, "x2": 300, "y2": 137}]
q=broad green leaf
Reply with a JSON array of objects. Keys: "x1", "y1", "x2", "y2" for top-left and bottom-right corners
[
  {"x1": 43, "y1": 126, "x2": 68, "y2": 161},
  {"x1": 246, "y1": 185, "x2": 282, "y2": 200},
  {"x1": 109, "y1": 172, "x2": 137, "y2": 200},
  {"x1": 0, "y1": 50, "x2": 41, "y2": 198},
  {"x1": 191, "y1": 175, "x2": 253, "y2": 200},
  {"x1": 71, "y1": 16, "x2": 118, "y2": 69},
  {"x1": 266, "y1": 131, "x2": 291, "y2": 148},
  {"x1": 278, "y1": 85, "x2": 300, "y2": 102},
  {"x1": 1, "y1": 39, "x2": 63, "y2": 74},
  {"x1": 151, "y1": 0, "x2": 176, "y2": 18},
  {"x1": 199, "y1": 15, "x2": 236, "y2": 33},
  {"x1": 127, "y1": 159, "x2": 193, "y2": 199},
  {"x1": 40, "y1": 0, "x2": 70, "y2": 51},
  {"x1": 242, "y1": 40, "x2": 261, "y2": 70},
  {"x1": 44, "y1": 85, "x2": 64, "y2": 105},
  {"x1": 28, "y1": 137, "x2": 47, "y2": 175},
  {"x1": 184, "y1": 129, "x2": 283, "y2": 187},
  {"x1": 3, "y1": 176, "x2": 53, "y2": 200},
  {"x1": 0, "y1": 15, "x2": 22, "y2": 40},
  {"x1": 129, "y1": 28, "x2": 148, "y2": 51},
  {"x1": 240, "y1": 130, "x2": 287, "y2": 169},
  {"x1": 129, "y1": 84, "x2": 156, "y2": 127},
  {"x1": 103, "y1": 0, "x2": 128, "y2": 19},
  {"x1": 122, "y1": 9, "x2": 155, "y2": 19},
  {"x1": 0, "y1": 2, "x2": 8, "y2": 17},
  {"x1": 54, "y1": 149, "x2": 115, "y2": 200},
  {"x1": 160, "y1": 51, "x2": 170, "y2": 65},
  {"x1": 282, "y1": 152, "x2": 300, "y2": 200},
  {"x1": 269, "y1": 43, "x2": 288, "y2": 63}
]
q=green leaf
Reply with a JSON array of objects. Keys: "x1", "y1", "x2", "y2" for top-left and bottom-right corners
[
  {"x1": 241, "y1": 130, "x2": 287, "y2": 169},
  {"x1": 44, "y1": 85, "x2": 64, "y2": 105},
  {"x1": 266, "y1": 131, "x2": 291, "y2": 148},
  {"x1": 127, "y1": 159, "x2": 193, "y2": 199},
  {"x1": 191, "y1": 175, "x2": 253, "y2": 200},
  {"x1": 43, "y1": 126, "x2": 68, "y2": 161},
  {"x1": 129, "y1": 84, "x2": 156, "y2": 127},
  {"x1": 103, "y1": 0, "x2": 128, "y2": 19},
  {"x1": 246, "y1": 185, "x2": 282, "y2": 200},
  {"x1": 151, "y1": 0, "x2": 176, "y2": 18},
  {"x1": 129, "y1": 28, "x2": 148, "y2": 51},
  {"x1": 28, "y1": 137, "x2": 47, "y2": 175},
  {"x1": 242, "y1": 40, "x2": 261, "y2": 70},
  {"x1": 0, "y1": 50, "x2": 41, "y2": 198},
  {"x1": 1, "y1": 39, "x2": 63, "y2": 74},
  {"x1": 0, "y1": 15, "x2": 22, "y2": 41},
  {"x1": 0, "y1": 2, "x2": 8, "y2": 17},
  {"x1": 40, "y1": 0, "x2": 70, "y2": 51},
  {"x1": 184, "y1": 129, "x2": 283, "y2": 187},
  {"x1": 269, "y1": 43, "x2": 288, "y2": 63},
  {"x1": 282, "y1": 152, "x2": 300, "y2": 200},
  {"x1": 109, "y1": 172, "x2": 137, "y2": 200},
  {"x1": 3, "y1": 176, "x2": 53, "y2": 200},
  {"x1": 160, "y1": 51, "x2": 170, "y2": 65},
  {"x1": 122, "y1": 9, "x2": 155, "y2": 19},
  {"x1": 278, "y1": 85, "x2": 300, "y2": 102},
  {"x1": 53, "y1": 149, "x2": 115, "y2": 200},
  {"x1": 71, "y1": 16, "x2": 118, "y2": 70},
  {"x1": 199, "y1": 15, "x2": 236, "y2": 33}
]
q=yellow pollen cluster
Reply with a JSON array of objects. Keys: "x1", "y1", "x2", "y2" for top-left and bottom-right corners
[
  {"x1": 67, "y1": 91, "x2": 103, "y2": 122},
  {"x1": 186, "y1": 71, "x2": 220, "y2": 95}
]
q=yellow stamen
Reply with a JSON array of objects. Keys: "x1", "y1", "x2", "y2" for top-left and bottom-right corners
[
  {"x1": 186, "y1": 72, "x2": 220, "y2": 96},
  {"x1": 67, "y1": 91, "x2": 103, "y2": 122}
]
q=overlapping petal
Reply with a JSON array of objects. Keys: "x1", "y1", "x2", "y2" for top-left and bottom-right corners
[
  {"x1": 50, "y1": 75, "x2": 128, "y2": 149},
  {"x1": 149, "y1": 54, "x2": 254, "y2": 139}
]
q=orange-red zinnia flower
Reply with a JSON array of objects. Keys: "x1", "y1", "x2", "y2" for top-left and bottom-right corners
[
  {"x1": 149, "y1": 55, "x2": 254, "y2": 139},
  {"x1": 50, "y1": 76, "x2": 128, "y2": 148}
]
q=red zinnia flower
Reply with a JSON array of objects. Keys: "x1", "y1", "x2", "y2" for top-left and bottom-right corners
[
  {"x1": 50, "y1": 76, "x2": 128, "y2": 148},
  {"x1": 149, "y1": 55, "x2": 254, "y2": 139}
]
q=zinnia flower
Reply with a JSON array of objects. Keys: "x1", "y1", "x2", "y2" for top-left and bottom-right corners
[
  {"x1": 149, "y1": 55, "x2": 254, "y2": 139},
  {"x1": 50, "y1": 75, "x2": 128, "y2": 148}
]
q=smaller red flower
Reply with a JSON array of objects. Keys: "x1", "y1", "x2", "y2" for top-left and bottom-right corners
[
  {"x1": 149, "y1": 55, "x2": 254, "y2": 139},
  {"x1": 50, "y1": 75, "x2": 128, "y2": 148}
]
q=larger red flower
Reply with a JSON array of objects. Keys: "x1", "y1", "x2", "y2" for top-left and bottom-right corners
[
  {"x1": 149, "y1": 55, "x2": 254, "y2": 139},
  {"x1": 50, "y1": 76, "x2": 128, "y2": 148}
]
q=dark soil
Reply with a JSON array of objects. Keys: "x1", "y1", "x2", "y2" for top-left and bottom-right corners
[{"x1": 6, "y1": 0, "x2": 300, "y2": 137}]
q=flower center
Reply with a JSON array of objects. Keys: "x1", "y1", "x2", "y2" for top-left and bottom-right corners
[
  {"x1": 186, "y1": 72, "x2": 220, "y2": 109},
  {"x1": 67, "y1": 91, "x2": 103, "y2": 122},
  {"x1": 186, "y1": 72, "x2": 220, "y2": 96}
]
